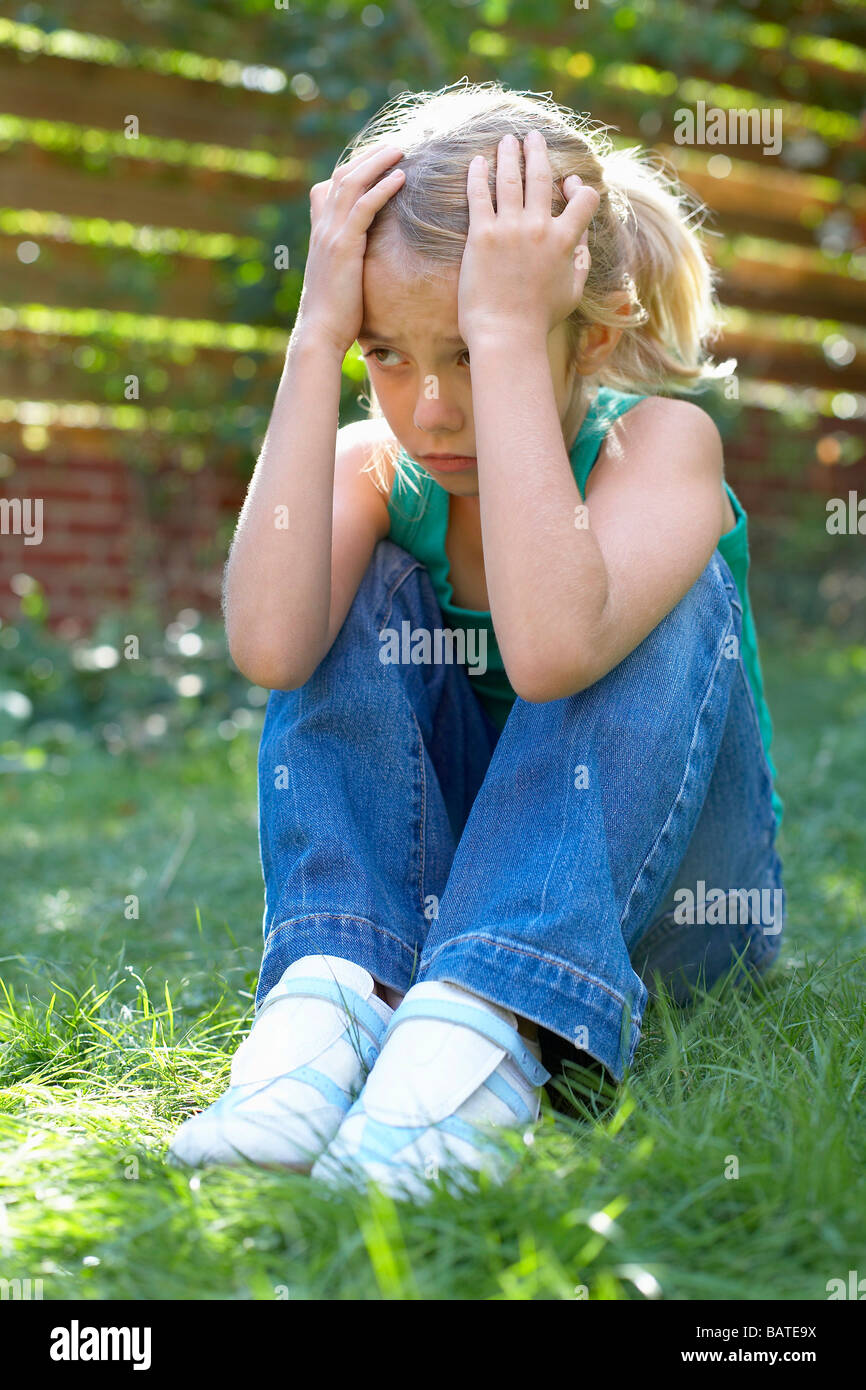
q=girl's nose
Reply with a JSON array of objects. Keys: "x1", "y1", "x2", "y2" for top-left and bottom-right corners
[{"x1": 413, "y1": 388, "x2": 464, "y2": 434}]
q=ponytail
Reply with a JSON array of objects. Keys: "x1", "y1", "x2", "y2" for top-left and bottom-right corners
[{"x1": 594, "y1": 146, "x2": 727, "y2": 391}]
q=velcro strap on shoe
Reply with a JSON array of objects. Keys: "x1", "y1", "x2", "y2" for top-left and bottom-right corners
[
  {"x1": 382, "y1": 999, "x2": 550, "y2": 1089},
  {"x1": 282, "y1": 1064, "x2": 353, "y2": 1110},
  {"x1": 257, "y1": 977, "x2": 388, "y2": 1049}
]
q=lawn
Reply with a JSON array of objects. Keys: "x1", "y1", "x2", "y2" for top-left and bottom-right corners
[{"x1": 0, "y1": 632, "x2": 864, "y2": 1301}]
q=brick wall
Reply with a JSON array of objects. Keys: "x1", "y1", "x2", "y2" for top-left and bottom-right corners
[{"x1": 0, "y1": 435, "x2": 247, "y2": 637}]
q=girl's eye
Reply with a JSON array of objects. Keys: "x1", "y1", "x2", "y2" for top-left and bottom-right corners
[
  {"x1": 365, "y1": 347, "x2": 403, "y2": 366},
  {"x1": 363, "y1": 348, "x2": 470, "y2": 367}
]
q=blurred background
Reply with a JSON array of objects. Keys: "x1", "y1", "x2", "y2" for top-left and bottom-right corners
[
  {"x1": 0, "y1": 1, "x2": 864, "y2": 1304},
  {"x1": 0, "y1": 0, "x2": 863, "y2": 771}
]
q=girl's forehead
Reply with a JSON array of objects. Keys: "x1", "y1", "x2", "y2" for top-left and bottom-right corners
[
  {"x1": 364, "y1": 246, "x2": 459, "y2": 296},
  {"x1": 362, "y1": 252, "x2": 461, "y2": 340}
]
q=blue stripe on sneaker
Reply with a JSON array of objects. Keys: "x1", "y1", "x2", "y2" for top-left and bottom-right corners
[
  {"x1": 481, "y1": 1069, "x2": 534, "y2": 1124},
  {"x1": 260, "y1": 977, "x2": 389, "y2": 1047},
  {"x1": 216, "y1": 1067, "x2": 352, "y2": 1116},
  {"x1": 353, "y1": 1115, "x2": 430, "y2": 1165},
  {"x1": 382, "y1": 998, "x2": 550, "y2": 1088},
  {"x1": 435, "y1": 1114, "x2": 499, "y2": 1153},
  {"x1": 352, "y1": 1113, "x2": 498, "y2": 1172},
  {"x1": 285, "y1": 1065, "x2": 353, "y2": 1110}
]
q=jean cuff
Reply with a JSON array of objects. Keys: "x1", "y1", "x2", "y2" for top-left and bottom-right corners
[
  {"x1": 419, "y1": 934, "x2": 646, "y2": 1083},
  {"x1": 256, "y1": 913, "x2": 421, "y2": 1009}
]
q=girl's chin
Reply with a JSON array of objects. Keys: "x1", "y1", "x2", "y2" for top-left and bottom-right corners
[{"x1": 434, "y1": 473, "x2": 480, "y2": 497}]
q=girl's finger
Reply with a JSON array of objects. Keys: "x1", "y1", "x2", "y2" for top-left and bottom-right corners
[
  {"x1": 467, "y1": 155, "x2": 495, "y2": 227},
  {"x1": 333, "y1": 140, "x2": 403, "y2": 181},
  {"x1": 331, "y1": 143, "x2": 404, "y2": 198},
  {"x1": 559, "y1": 175, "x2": 601, "y2": 242},
  {"x1": 309, "y1": 181, "x2": 329, "y2": 218},
  {"x1": 345, "y1": 167, "x2": 406, "y2": 230},
  {"x1": 495, "y1": 133, "x2": 524, "y2": 216},
  {"x1": 522, "y1": 129, "x2": 552, "y2": 218}
]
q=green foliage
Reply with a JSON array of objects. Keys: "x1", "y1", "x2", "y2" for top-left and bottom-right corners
[{"x1": 0, "y1": 592, "x2": 262, "y2": 758}]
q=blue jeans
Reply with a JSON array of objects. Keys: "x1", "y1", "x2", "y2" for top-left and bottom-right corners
[{"x1": 255, "y1": 540, "x2": 785, "y2": 1082}]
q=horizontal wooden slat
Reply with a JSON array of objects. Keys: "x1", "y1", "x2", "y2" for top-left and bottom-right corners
[
  {"x1": 726, "y1": 0, "x2": 866, "y2": 49},
  {"x1": 659, "y1": 153, "x2": 865, "y2": 249},
  {"x1": 530, "y1": 29, "x2": 866, "y2": 106},
  {"x1": 717, "y1": 331, "x2": 866, "y2": 393},
  {"x1": 0, "y1": 419, "x2": 252, "y2": 469},
  {"x1": 0, "y1": 46, "x2": 312, "y2": 152},
  {"x1": 0, "y1": 234, "x2": 241, "y2": 320},
  {"x1": 0, "y1": 340, "x2": 284, "y2": 407},
  {"x1": 715, "y1": 259, "x2": 866, "y2": 326},
  {"x1": 9, "y1": 0, "x2": 275, "y2": 62},
  {"x1": 0, "y1": 142, "x2": 304, "y2": 236}
]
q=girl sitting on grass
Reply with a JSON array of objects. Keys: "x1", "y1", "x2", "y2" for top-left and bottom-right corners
[{"x1": 169, "y1": 80, "x2": 785, "y2": 1200}]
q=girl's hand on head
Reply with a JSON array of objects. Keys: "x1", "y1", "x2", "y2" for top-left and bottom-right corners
[
  {"x1": 294, "y1": 142, "x2": 406, "y2": 358},
  {"x1": 457, "y1": 130, "x2": 600, "y2": 346}
]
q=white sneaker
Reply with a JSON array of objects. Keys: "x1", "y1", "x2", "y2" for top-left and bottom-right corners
[
  {"x1": 167, "y1": 955, "x2": 393, "y2": 1171},
  {"x1": 311, "y1": 980, "x2": 550, "y2": 1201}
]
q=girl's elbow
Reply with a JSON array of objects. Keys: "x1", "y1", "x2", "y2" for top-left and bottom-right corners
[
  {"x1": 505, "y1": 650, "x2": 598, "y2": 704},
  {"x1": 227, "y1": 636, "x2": 308, "y2": 692}
]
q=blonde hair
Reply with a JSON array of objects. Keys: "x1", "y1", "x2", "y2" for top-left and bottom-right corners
[{"x1": 338, "y1": 79, "x2": 726, "y2": 495}]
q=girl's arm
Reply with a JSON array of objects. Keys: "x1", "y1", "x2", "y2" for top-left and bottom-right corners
[
  {"x1": 224, "y1": 328, "x2": 344, "y2": 690},
  {"x1": 459, "y1": 132, "x2": 725, "y2": 701},
  {"x1": 465, "y1": 339, "x2": 724, "y2": 700},
  {"x1": 223, "y1": 142, "x2": 405, "y2": 689}
]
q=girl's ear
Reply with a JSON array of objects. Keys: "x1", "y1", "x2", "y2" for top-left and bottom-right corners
[{"x1": 574, "y1": 292, "x2": 632, "y2": 376}]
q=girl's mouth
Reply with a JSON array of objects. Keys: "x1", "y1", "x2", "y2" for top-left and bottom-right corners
[{"x1": 418, "y1": 454, "x2": 478, "y2": 473}]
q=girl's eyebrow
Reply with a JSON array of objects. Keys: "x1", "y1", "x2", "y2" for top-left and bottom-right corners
[{"x1": 358, "y1": 325, "x2": 467, "y2": 347}]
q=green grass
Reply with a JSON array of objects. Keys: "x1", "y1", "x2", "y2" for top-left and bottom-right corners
[{"x1": 0, "y1": 632, "x2": 864, "y2": 1301}]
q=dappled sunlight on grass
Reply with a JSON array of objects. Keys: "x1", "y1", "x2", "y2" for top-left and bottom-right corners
[{"x1": 0, "y1": 635, "x2": 863, "y2": 1298}]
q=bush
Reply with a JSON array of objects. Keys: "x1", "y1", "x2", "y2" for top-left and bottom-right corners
[{"x1": 0, "y1": 587, "x2": 265, "y2": 765}]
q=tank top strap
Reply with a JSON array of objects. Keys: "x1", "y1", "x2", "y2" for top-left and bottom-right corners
[{"x1": 570, "y1": 387, "x2": 649, "y2": 495}]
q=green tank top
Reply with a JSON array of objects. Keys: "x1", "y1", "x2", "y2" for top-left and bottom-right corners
[{"x1": 386, "y1": 387, "x2": 782, "y2": 825}]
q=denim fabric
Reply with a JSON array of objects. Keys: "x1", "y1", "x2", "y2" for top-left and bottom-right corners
[{"x1": 255, "y1": 540, "x2": 785, "y2": 1082}]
